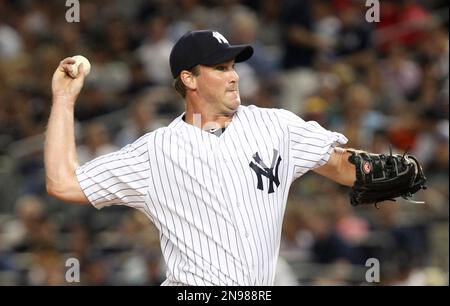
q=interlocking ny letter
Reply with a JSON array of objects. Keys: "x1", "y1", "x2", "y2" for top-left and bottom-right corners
[{"x1": 249, "y1": 149, "x2": 282, "y2": 194}]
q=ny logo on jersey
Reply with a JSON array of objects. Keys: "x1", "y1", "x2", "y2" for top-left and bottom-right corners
[
  {"x1": 249, "y1": 149, "x2": 282, "y2": 194},
  {"x1": 212, "y1": 31, "x2": 229, "y2": 44}
]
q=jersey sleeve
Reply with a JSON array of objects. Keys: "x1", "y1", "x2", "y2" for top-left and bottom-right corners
[
  {"x1": 276, "y1": 109, "x2": 348, "y2": 180},
  {"x1": 75, "y1": 133, "x2": 151, "y2": 209}
]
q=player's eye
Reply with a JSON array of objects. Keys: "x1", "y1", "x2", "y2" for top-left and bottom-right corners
[{"x1": 215, "y1": 65, "x2": 226, "y2": 71}]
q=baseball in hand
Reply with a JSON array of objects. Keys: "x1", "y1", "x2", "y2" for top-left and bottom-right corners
[{"x1": 68, "y1": 55, "x2": 91, "y2": 78}]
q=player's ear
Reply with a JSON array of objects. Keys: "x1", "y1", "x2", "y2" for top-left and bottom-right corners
[{"x1": 180, "y1": 70, "x2": 197, "y2": 90}]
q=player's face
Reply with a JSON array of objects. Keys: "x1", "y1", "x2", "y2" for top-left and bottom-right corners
[{"x1": 196, "y1": 60, "x2": 240, "y2": 114}]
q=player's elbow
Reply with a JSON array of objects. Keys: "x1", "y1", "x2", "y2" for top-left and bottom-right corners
[
  {"x1": 46, "y1": 180, "x2": 63, "y2": 199},
  {"x1": 45, "y1": 178, "x2": 89, "y2": 204},
  {"x1": 45, "y1": 179, "x2": 69, "y2": 200}
]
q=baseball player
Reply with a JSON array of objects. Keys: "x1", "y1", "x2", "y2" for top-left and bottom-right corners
[{"x1": 45, "y1": 30, "x2": 426, "y2": 286}]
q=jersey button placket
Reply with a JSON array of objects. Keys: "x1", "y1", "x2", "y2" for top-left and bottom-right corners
[{"x1": 218, "y1": 142, "x2": 255, "y2": 279}]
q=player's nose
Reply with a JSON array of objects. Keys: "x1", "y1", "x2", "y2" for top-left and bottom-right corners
[{"x1": 229, "y1": 69, "x2": 239, "y2": 84}]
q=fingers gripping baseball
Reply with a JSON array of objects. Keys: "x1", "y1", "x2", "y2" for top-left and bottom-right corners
[{"x1": 52, "y1": 55, "x2": 91, "y2": 101}]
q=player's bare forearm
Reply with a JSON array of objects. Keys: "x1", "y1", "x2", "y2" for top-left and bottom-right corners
[
  {"x1": 44, "y1": 98, "x2": 88, "y2": 203},
  {"x1": 314, "y1": 148, "x2": 356, "y2": 187},
  {"x1": 44, "y1": 58, "x2": 89, "y2": 204}
]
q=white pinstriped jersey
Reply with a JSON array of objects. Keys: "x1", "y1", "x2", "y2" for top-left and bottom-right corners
[{"x1": 76, "y1": 105, "x2": 347, "y2": 286}]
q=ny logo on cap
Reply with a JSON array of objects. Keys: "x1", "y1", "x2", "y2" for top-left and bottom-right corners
[
  {"x1": 212, "y1": 31, "x2": 229, "y2": 44},
  {"x1": 249, "y1": 149, "x2": 282, "y2": 194}
]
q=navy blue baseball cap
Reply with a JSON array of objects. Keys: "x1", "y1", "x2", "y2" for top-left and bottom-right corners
[{"x1": 169, "y1": 30, "x2": 253, "y2": 78}]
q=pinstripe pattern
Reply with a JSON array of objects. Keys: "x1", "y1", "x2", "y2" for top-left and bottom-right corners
[{"x1": 76, "y1": 105, "x2": 347, "y2": 285}]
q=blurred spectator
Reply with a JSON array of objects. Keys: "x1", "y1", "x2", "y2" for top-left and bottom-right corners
[
  {"x1": 255, "y1": 0, "x2": 282, "y2": 49},
  {"x1": 2, "y1": 195, "x2": 46, "y2": 252},
  {"x1": 27, "y1": 248, "x2": 65, "y2": 286},
  {"x1": 83, "y1": 256, "x2": 112, "y2": 285},
  {"x1": 77, "y1": 122, "x2": 119, "y2": 165},
  {"x1": 114, "y1": 97, "x2": 160, "y2": 148},
  {"x1": 87, "y1": 47, "x2": 132, "y2": 95},
  {"x1": 375, "y1": 0, "x2": 434, "y2": 53},
  {"x1": 121, "y1": 57, "x2": 156, "y2": 98},
  {"x1": 311, "y1": 0, "x2": 341, "y2": 61},
  {"x1": 208, "y1": 0, "x2": 254, "y2": 38},
  {"x1": 334, "y1": 4, "x2": 375, "y2": 71},
  {"x1": 0, "y1": 22, "x2": 23, "y2": 59},
  {"x1": 311, "y1": 260, "x2": 352, "y2": 285},
  {"x1": 230, "y1": 11, "x2": 280, "y2": 80},
  {"x1": 280, "y1": 203, "x2": 312, "y2": 263},
  {"x1": 75, "y1": 84, "x2": 120, "y2": 122},
  {"x1": 279, "y1": 0, "x2": 329, "y2": 115},
  {"x1": 333, "y1": 194, "x2": 370, "y2": 248},
  {"x1": 136, "y1": 15, "x2": 174, "y2": 86},
  {"x1": 331, "y1": 83, "x2": 387, "y2": 149},
  {"x1": 168, "y1": 0, "x2": 211, "y2": 38},
  {"x1": 380, "y1": 45, "x2": 423, "y2": 102}
]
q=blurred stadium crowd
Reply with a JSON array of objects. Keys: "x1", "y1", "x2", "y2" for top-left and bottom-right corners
[{"x1": 0, "y1": 0, "x2": 448, "y2": 285}]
